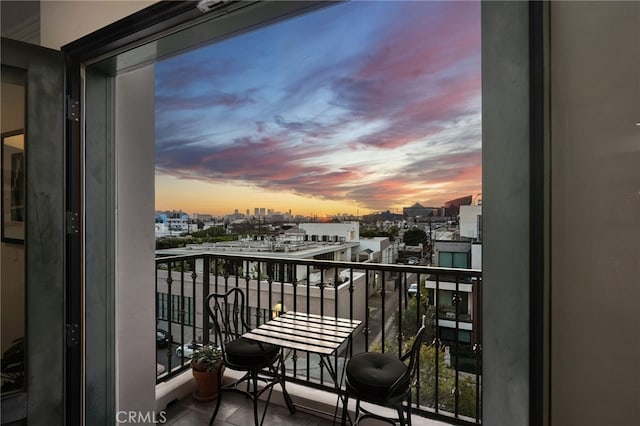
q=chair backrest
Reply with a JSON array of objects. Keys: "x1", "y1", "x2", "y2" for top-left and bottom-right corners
[
  {"x1": 205, "y1": 287, "x2": 251, "y2": 363},
  {"x1": 391, "y1": 314, "x2": 427, "y2": 392}
]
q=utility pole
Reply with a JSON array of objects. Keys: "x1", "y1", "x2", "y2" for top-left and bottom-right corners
[{"x1": 429, "y1": 219, "x2": 433, "y2": 264}]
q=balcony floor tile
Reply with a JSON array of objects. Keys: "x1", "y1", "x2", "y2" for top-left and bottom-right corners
[
  {"x1": 163, "y1": 391, "x2": 334, "y2": 426},
  {"x1": 163, "y1": 390, "x2": 455, "y2": 425}
]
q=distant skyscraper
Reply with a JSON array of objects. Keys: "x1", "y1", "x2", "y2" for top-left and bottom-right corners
[
  {"x1": 259, "y1": 208, "x2": 266, "y2": 216},
  {"x1": 254, "y1": 208, "x2": 259, "y2": 216}
]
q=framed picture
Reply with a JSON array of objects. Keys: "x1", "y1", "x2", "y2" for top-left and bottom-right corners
[{"x1": 2, "y1": 130, "x2": 25, "y2": 243}]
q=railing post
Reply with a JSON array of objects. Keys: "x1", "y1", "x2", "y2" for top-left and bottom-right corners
[
  {"x1": 434, "y1": 272, "x2": 440, "y2": 414},
  {"x1": 380, "y1": 272, "x2": 386, "y2": 353},
  {"x1": 454, "y1": 275, "x2": 461, "y2": 417},
  {"x1": 190, "y1": 259, "x2": 197, "y2": 342},
  {"x1": 202, "y1": 257, "x2": 210, "y2": 345}
]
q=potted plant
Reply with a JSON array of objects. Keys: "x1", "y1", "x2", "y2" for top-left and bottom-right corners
[{"x1": 190, "y1": 343, "x2": 223, "y2": 401}]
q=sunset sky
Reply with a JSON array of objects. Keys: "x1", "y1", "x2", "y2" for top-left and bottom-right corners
[{"x1": 155, "y1": 1, "x2": 481, "y2": 217}]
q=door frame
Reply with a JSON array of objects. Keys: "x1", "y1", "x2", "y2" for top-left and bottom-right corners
[
  {"x1": 62, "y1": 1, "x2": 547, "y2": 425},
  {"x1": 0, "y1": 37, "x2": 66, "y2": 425}
]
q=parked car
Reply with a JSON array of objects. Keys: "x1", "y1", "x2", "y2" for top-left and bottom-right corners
[
  {"x1": 175, "y1": 342, "x2": 203, "y2": 358},
  {"x1": 156, "y1": 329, "x2": 170, "y2": 348},
  {"x1": 408, "y1": 283, "x2": 419, "y2": 297}
]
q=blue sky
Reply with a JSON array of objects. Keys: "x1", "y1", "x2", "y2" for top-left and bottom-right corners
[{"x1": 155, "y1": 1, "x2": 481, "y2": 216}]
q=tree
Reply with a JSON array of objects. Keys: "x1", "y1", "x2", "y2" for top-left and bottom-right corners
[
  {"x1": 403, "y1": 229, "x2": 428, "y2": 246},
  {"x1": 371, "y1": 334, "x2": 478, "y2": 419},
  {"x1": 415, "y1": 344, "x2": 479, "y2": 418},
  {"x1": 192, "y1": 226, "x2": 225, "y2": 238},
  {"x1": 396, "y1": 282, "x2": 437, "y2": 345},
  {"x1": 360, "y1": 229, "x2": 395, "y2": 240},
  {"x1": 384, "y1": 282, "x2": 480, "y2": 419}
]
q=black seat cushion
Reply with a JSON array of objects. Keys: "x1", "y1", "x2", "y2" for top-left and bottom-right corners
[
  {"x1": 346, "y1": 352, "x2": 409, "y2": 401},
  {"x1": 225, "y1": 337, "x2": 279, "y2": 368}
]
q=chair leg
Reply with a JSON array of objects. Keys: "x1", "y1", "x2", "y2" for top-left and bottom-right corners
[
  {"x1": 209, "y1": 366, "x2": 291, "y2": 426},
  {"x1": 252, "y1": 371, "x2": 261, "y2": 426},
  {"x1": 397, "y1": 407, "x2": 406, "y2": 426},
  {"x1": 280, "y1": 358, "x2": 296, "y2": 414},
  {"x1": 354, "y1": 398, "x2": 362, "y2": 426},
  {"x1": 341, "y1": 392, "x2": 349, "y2": 426},
  {"x1": 209, "y1": 371, "x2": 223, "y2": 425}
]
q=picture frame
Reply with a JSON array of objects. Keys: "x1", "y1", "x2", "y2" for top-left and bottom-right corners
[{"x1": 2, "y1": 130, "x2": 25, "y2": 243}]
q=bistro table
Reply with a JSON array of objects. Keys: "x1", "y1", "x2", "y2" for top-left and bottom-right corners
[{"x1": 242, "y1": 311, "x2": 362, "y2": 424}]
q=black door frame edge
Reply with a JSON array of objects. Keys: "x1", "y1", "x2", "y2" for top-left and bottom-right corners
[
  {"x1": 62, "y1": 1, "x2": 203, "y2": 62},
  {"x1": 64, "y1": 53, "x2": 83, "y2": 426}
]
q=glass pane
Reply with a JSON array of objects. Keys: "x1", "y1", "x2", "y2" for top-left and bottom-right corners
[
  {"x1": 453, "y1": 252, "x2": 469, "y2": 268},
  {"x1": 439, "y1": 252, "x2": 453, "y2": 267},
  {"x1": 1, "y1": 65, "x2": 26, "y2": 396}
]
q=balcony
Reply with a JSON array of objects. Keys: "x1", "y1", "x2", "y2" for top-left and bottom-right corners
[
  {"x1": 155, "y1": 253, "x2": 482, "y2": 425},
  {"x1": 161, "y1": 389, "x2": 455, "y2": 425}
]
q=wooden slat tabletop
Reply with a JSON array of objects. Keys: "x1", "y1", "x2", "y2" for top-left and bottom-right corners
[{"x1": 243, "y1": 312, "x2": 361, "y2": 356}]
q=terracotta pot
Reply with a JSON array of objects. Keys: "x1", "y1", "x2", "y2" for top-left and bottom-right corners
[{"x1": 192, "y1": 367, "x2": 223, "y2": 402}]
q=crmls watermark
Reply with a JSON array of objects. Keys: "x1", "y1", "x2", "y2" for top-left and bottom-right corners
[{"x1": 115, "y1": 411, "x2": 167, "y2": 424}]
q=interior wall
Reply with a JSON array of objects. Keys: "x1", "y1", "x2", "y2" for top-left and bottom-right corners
[
  {"x1": 115, "y1": 64, "x2": 156, "y2": 416},
  {"x1": 550, "y1": 2, "x2": 640, "y2": 425}
]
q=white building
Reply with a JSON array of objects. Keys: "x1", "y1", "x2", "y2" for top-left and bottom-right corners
[
  {"x1": 356, "y1": 237, "x2": 396, "y2": 264},
  {"x1": 298, "y1": 221, "x2": 359, "y2": 242},
  {"x1": 459, "y1": 205, "x2": 482, "y2": 241}
]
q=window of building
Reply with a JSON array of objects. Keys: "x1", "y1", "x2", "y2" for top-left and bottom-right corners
[
  {"x1": 313, "y1": 252, "x2": 335, "y2": 261},
  {"x1": 157, "y1": 293, "x2": 193, "y2": 326},
  {"x1": 438, "y1": 251, "x2": 469, "y2": 268}
]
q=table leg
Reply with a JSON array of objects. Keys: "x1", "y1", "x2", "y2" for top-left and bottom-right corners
[
  {"x1": 319, "y1": 337, "x2": 353, "y2": 426},
  {"x1": 279, "y1": 351, "x2": 296, "y2": 414}
]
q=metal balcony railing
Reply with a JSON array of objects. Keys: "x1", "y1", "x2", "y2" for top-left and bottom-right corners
[{"x1": 155, "y1": 253, "x2": 482, "y2": 424}]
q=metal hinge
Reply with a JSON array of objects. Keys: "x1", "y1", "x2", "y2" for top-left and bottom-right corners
[
  {"x1": 67, "y1": 95, "x2": 79, "y2": 122},
  {"x1": 66, "y1": 211, "x2": 79, "y2": 234},
  {"x1": 197, "y1": 0, "x2": 228, "y2": 13},
  {"x1": 66, "y1": 323, "x2": 79, "y2": 348}
]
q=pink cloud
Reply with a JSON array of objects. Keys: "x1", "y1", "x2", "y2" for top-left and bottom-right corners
[{"x1": 156, "y1": 1, "x2": 482, "y2": 211}]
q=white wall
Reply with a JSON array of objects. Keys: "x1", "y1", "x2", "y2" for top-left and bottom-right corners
[
  {"x1": 299, "y1": 222, "x2": 360, "y2": 241},
  {"x1": 459, "y1": 205, "x2": 482, "y2": 239},
  {"x1": 471, "y1": 243, "x2": 482, "y2": 271},
  {"x1": 115, "y1": 65, "x2": 156, "y2": 416}
]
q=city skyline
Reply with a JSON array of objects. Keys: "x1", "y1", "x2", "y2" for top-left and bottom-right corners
[
  {"x1": 155, "y1": 1, "x2": 481, "y2": 216},
  {"x1": 156, "y1": 200, "x2": 453, "y2": 220}
]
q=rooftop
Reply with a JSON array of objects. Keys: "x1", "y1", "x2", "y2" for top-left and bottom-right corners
[{"x1": 157, "y1": 240, "x2": 360, "y2": 259}]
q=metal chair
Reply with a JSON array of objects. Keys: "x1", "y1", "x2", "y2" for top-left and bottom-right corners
[
  {"x1": 206, "y1": 287, "x2": 295, "y2": 426},
  {"x1": 342, "y1": 315, "x2": 427, "y2": 426}
]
